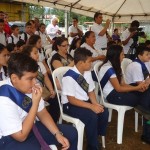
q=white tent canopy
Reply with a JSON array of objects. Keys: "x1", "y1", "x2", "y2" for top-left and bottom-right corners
[{"x1": 13, "y1": 0, "x2": 150, "y2": 22}]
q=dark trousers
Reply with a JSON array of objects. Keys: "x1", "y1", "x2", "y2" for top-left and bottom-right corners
[
  {"x1": 47, "y1": 96, "x2": 60, "y2": 123},
  {"x1": 63, "y1": 103, "x2": 108, "y2": 150},
  {"x1": 0, "y1": 122, "x2": 78, "y2": 150},
  {"x1": 107, "y1": 89, "x2": 140, "y2": 107}
]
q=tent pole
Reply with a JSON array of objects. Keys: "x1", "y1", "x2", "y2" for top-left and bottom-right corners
[{"x1": 65, "y1": 10, "x2": 68, "y2": 38}]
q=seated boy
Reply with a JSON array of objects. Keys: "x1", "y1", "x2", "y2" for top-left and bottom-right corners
[
  {"x1": 125, "y1": 45, "x2": 150, "y2": 144},
  {"x1": 8, "y1": 24, "x2": 20, "y2": 44},
  {"x1": 20, "y1": 21, "x2": 32, "y2": 44},
  {"x1": 0, "y1": 53, "x2": 77, "y2": 150},
  {"x1": 61, "y1": 47, "x2": 108, "y2": 150}
]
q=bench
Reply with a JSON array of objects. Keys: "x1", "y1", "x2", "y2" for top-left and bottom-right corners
[{"x1": 134, "y1": 105, "x2": 150, "y2": 120}]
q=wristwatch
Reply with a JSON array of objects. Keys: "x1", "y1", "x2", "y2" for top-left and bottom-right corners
[{"x1": 54, "y1": 131, "x2": 63, "y2": 137}]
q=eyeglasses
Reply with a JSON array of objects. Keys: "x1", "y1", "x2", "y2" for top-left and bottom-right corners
[{"x1": 60, "y1": 44, "x2": 69, "y2": 47}]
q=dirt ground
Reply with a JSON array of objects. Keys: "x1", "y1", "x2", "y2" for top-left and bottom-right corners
[{"x1": 83, "y1": 109, "x2": 150, "y2": 150}]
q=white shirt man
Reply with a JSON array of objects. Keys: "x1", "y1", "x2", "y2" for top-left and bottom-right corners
[
  {"x1": 68, "y1": 18, "x2": 83, "y2": 45},
  {"x1": 46, "y1": 18, "x2": 61, "y2": 40},
  {"x1": 121, "y1": 28, "x2": 134, "y2": 54},
  {"x1": 91, "y1": 12, "x2": 110, "y2": 50}
]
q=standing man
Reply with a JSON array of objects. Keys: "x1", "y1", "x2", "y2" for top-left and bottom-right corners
[
  {"x1": 121, "y1": 20, "x2": 140, "y2": 56},
  {"x1": 68, "y1": 17, "x2": 83, "y2": 45},
  {"x1": 91, "y1": 12, "x2": 110, "y2": 50},
  {"x1": 46, "y1": 17, "x2": 61, "y2": 40}
]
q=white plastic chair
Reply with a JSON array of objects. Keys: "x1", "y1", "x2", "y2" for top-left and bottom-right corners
[
  {"x1": 52, "y1": 67, "x2": 85, "y2": 150},
  {"x1": 45, "y1": 48, "x2": 53, "y2": 58},
  {"x1": 94, "y1": 62, "x2": 133, "y2": 144},
  {"x1": 0, "y1": 80, "x2": 57, "y2": 150}
]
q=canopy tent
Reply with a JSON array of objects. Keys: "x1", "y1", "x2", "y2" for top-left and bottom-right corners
[{"x1": 13, "y1": 0, "x2": 150, "y2": 22}]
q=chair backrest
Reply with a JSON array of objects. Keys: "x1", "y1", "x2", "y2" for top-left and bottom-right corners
[
  {"x1": 121, "y1": 58, "x2": 132, "y2": 82},
  {"x1": 93, "y1": 61, "x2": 105, "y2": 105},
  {"x1": 52, "y1": 67, "x2": 72, "y2": 114},
  {"x1": 45, "y1": 48, "x2": 53, "y2": 58},
  {"x1": 47, "y1": 57, "x2": 53, "y2": 73}
]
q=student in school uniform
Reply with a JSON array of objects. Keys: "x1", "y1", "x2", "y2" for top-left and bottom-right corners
[
  {"x1": 8, "y1": 25, "x2": 20, "y2": 44},
  {"x1": 62, "y1": 47, "x2": 109, "y2": 150},
  {"x1": 0, "y1": 19, "x2": 7, "y2": 46},
  {"x1": 0, "y1": 53, "x2": 78, "y2": 150},
  {"x1": 35, "y1": 23, "x2": 53, "y2": 48},
  {"x1": 22, "y1": 45, "x2": 60, "y2": 123},
  {"x1": 20, "y1": 21, "x2": 32, "y2": 44},
  {"x1": 0, "y1": 44, "x2": 9, "y2": 80},
  {"x1": 125, "y1": 45, "x2": 150, "y2": 144}
]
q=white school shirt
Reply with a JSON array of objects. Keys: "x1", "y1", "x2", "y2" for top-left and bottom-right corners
[
  {"x1": 35, "y1": 31, "x2": 49, "y2": 47},
  {"x1": 0, "y1": 78, "x2": 45, "y2": 138},
  {"x1": 81, "y1": 42, "x2": 103, "y2": 69},
  {"x1": 98, "y1": 61, "x2": 116, "y2": 98},
  {"x1": 0, "y1": 31, "x2": 7, "y2": 46},
  {"x1": 121, "y1": 29, "x2": 133, "y2": 54},
  {"x1": 91, "y1": 23, "x2": 107, "y2": 49},
  {"x1": 61, "y1": 66, "x2": 95, "y2": 104},
  {"x1": 125, "y1": 61, "x2": 149, "y2": 84},
  {"x1": 46, "y1": 24, "x2": 59, "y2": 39},
  {"x1": 68, "y1": 25, "x2": 82, "y2": 45},
  {"x1": 20, "y1": 32, "x2": 30, "y2": 43},
  {"x1": 8, "y1": 33, "x2": 20, "y2": 44}
]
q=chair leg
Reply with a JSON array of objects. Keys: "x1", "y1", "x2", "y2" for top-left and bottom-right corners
[
  {"x1": 101, "y1": 136, "x2": 105, "y2": 148},
  {"x1": 108, "y1": 108, "x2": 113, "y2": 122},
  {"x1": 117, "y1": 109, "x2": 126, "y2": 144},
  {"x1": 135, "y1": 111, "x2": 139, "y2": 132},
  {"x1": 74, "y1": 121, "x2": 85, "y2": 150}
]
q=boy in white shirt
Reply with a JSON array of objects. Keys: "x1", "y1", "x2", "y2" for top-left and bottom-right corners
[
  {"x1": 8, "y1": 25, "x2": 20, "y2": 44},
  {"x1": 20, "y1": 21, "x2": 32, "y2": 43},
  {"x1": 62, "y1": 47, "x2": 108, "y2": 150},
  {"x1": 125, "y1": 45, "x2": 150, "y2": 144},
  {"x1": 0, "y1": 53, "x2": 77, "y2": 150}
]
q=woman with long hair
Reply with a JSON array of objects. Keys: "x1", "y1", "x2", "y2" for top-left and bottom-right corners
[{"x1": 98, "y1": 44, "x2": 147, "y2": 106}]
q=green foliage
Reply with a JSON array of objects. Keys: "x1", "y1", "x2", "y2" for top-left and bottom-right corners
[{"x1": 28, "y1": 4, "x2": 93, "y2": 26}]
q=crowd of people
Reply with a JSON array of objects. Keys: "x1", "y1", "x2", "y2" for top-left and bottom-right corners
[{"x1": 0, "y1": 10, "x2": 150, "y2": 150}]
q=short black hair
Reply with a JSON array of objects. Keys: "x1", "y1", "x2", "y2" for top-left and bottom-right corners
[
  {"x1": 72, "y1": 17, "x2": 78, "y2": 21},
  {"x1": 8, "y1": 53, "x2": 38, "y2": 78},
  {"x1": 94, "y1": 12, "x2": 102, "y2": 21},
  {"x1": 11, "y1": 24, "x2": 18, "y2": 30},
  {"x1": 131, "y1": 20, "x2": 140, "y2": 28},
  {"x1": 6, "y1": 43, "x2": 16, "y2": 52},
  {"x1": 135, "y1": 45, "x2": 150, "y2": 58},
  {"x1": 145, "y1": 40, "x2": 150, "y2": 47},
  {"x1": 25, "y1": 21, "x2": 32, "y2": 27},
  {"x1": 0, "y1": 19, "x2": 4, "y2": 23},
  {"x1": 74, "y1": 47, "x2": 92, "y2": 64},
  {"x1": 16, "y1": 39, "x2": 25, "y2": 48},
  {"x1": 114, "y1": 28, "x2": 118, "y2": 32}
]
